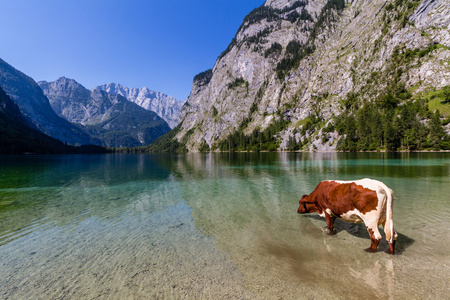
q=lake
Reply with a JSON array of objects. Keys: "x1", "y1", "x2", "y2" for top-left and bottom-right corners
[{"x1": 0, "y1": 152, "x2": 449, "y2": 299}]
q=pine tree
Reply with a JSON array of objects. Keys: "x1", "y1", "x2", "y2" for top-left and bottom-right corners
[{"x1": 428, "y1": 110, "x2": 444, "y2": 149}]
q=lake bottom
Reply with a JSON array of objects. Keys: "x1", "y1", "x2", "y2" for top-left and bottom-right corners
[
  {"x1": 0, "y1": 153, "x2": 449, "y2": 299},
  {"x1": 0, "y1": 203, "x2": 251, "y2": 299}
]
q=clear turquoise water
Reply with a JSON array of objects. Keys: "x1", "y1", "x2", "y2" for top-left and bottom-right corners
[{"x1": 0, "y1": 153, "x2": 449, "y2": 299}]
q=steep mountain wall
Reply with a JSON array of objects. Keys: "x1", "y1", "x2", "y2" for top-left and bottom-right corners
[{"x1": 175, "y1": 0, "x2": 450, "y2": 151}]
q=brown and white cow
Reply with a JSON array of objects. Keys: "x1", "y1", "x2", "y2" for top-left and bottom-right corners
[{"x1": 297, "y1": 178, "x2": 397, "y2": 254}]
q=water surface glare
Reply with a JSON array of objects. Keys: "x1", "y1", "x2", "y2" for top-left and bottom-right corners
[{"x1": 0, "y1": 153, "x2": 449, "y2": 299}]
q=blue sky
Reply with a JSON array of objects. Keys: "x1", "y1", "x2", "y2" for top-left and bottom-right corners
[{"x1": 0, "y1": 0, "x2": 265, "y2": 100}]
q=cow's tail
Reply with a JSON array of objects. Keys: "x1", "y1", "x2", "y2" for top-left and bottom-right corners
[{"x1": 384, "y1": 188, "x2": 397, "y2": 244}]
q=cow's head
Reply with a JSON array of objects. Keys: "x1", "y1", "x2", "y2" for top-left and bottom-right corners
[
  {"x1": 297, "y1": 194, "x2": 310, "y2": 214},
  {"x1": 298, "y1": 194, "x2": 319, "y2": 214}
]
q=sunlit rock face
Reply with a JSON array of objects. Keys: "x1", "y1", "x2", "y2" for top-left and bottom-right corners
[
  {"x1": 40, "y1": 78, "x2": 124, "y2": 126},
  {"x1": 176, "y1": 0, "x2": 450, "y2": 151},
  {"x1": 409, "y1": 0, "x2": 450, "y2": 47}
]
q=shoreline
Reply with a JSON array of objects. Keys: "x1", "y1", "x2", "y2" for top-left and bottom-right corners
[
  {"x1": 187, "y1": 149, "x2": 450, "y2": 153},
  {"x1": 2, "y1": 149, "x2": 450, "y2": 156}
]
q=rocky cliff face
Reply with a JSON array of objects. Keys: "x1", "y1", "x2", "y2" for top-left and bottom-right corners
[
  {"x1": 39, "y1": 77, "x2": 95, "y2": 125},
  {"x1": 97, "y1": 83, "x2": 184, "y2": 129},
  {"x1": 176, "y1": 0, "x2": 450, "y2": 151},
  {"x1": 0, "y1": 58, "x2": 95, "y2": 145},
  {"x1": 39, "y1": 77, "x2": 171, "y2": 148},
  {"x1": 409, "y1": 0, "x2": 450, "y2": 46}
]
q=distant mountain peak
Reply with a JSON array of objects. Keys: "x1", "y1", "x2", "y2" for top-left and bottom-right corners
[
  {"x1": 96, "y1": 83, "x2": 184, "y2": 129},
  {"x1": 38, "y1": 78, "x2": 170, "y2": 148}
]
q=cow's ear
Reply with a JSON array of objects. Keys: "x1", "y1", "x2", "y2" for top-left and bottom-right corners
[{"x1": 301, "y1": 194, "x2": 308, "y2": 200}]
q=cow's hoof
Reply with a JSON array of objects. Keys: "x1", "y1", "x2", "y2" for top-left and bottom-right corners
[
  {"x1": 364, "y1": 247, "x2": 377, "y2": 253},
  {"x1": 323, "y1": 227, "x2": 336, "y2": 235},
  {"x1": 386, "y1": 242, "x2": 396, "y2": 255}
]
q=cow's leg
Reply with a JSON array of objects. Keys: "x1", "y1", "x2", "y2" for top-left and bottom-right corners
[
  {"x1": 382, "y1": 220, "x2": 397, "y2": 254},
  {"x1": 382, "y1": 221, "x2": 398, "y2": 255},
  {"x1": 364, "y1": 225, "x2": 381, "y2": 253},
  {"x1": 325, "y1": 213, "x2": 336, "y2": 235},
  {"x1": 387, "y1": 240, "x2": 396, "y2": 254},
  {"x1": 386, "y1": 229, "x2": 398, "y2": 254}
]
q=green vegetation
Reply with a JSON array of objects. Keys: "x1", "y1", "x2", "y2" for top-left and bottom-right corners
[
  {"x1": 244, "y1": 28, "x2": 272, "y2": 47},
  {"x1": 264, "y1": 42, "x2": 283, "y2": 58},
  {"x1": 358, "y1": 33, "x2": 449, "y2": 150},
  {"x1": 138, "y1": 124, "x2": 188, "y2": 153},
  {"x1": 441, "y1": 86, "x2": 450, "y2": 104},
  {"x1": 0, "y1": 115, "x2": 108, "y2": 154},
  {"x1": 418, "y1": 86, "x2": 450, "y2": 116},
  {"x1": 239, "y1": 6, "x2": 280, "y2": 31},
  {"x1": 351, "y1": 34, "x2": 450, "y2": 149},
  {"x1": 286, "y1": 7, "x2": 313, "y2": 23},
  {"x1": 214, "y1": 118, "x2": 290, "y2": 152},
  {"x1": 228, "y1": 77, "x2": 249, "y2": 90},
  {"x1": 286, "y1": 135, "x2": 304, "y2": 151},
  {"x1": 276, "y1": 41, "x2": 314, "y2": 80},
  {"x1": 334, "y1": 87, "x2": 450, "y2": 151},
  {"x1": 193, "y1": 69, "x2": 213, "y2": 86},
  {"x1": 374, "y1": 43, "x2": 450, "y2": 80},
  {"x1": 212, "y1": 106, "x2": 219, "y2": 117},
  {"x1": 285, "y1": 99, "x2": 327, "y2": 151},
  {"x1": 198, "y1": 139, "x2": 211, "y2": 152}
]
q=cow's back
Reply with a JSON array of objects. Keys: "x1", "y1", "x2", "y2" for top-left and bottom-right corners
[{"x1": 314, "y1": 179, "x2": 384, "y2": 218}]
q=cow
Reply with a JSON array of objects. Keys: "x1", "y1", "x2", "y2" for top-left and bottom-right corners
[{"x1": 297, "y1": 178, "x2": 397, "y2": 254}]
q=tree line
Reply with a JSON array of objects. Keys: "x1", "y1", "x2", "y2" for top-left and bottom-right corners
[{"x1": 333, "y1": 87, "x2": 450, "y2": 151}]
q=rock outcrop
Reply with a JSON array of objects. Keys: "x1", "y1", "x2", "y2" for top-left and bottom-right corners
[{"x1": 409, "y1": 0, "x2": 450, "y2": 47}]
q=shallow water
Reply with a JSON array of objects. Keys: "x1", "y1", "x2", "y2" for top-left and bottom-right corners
[{"x1": 0, "y1": 153, "x2": 449, "y2": 299}]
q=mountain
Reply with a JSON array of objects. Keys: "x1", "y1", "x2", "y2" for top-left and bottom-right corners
[
  {"x1": 164, "y1": 0, "x2": 450, "y2": 152},
  {"x1": 0, "y1": 83, "x2": 65, "y2": 154},
  {"x1": 38, "y1": 77, "x2": 91, "y2": 124},
  {"x1": 0, "y1": 58, "x2": 95, "y2": 145},
  {"x1": 0, "y1": 86, "x2": 107, "y2": 154},
  {"x1": 0, "y1": 81, "x2": 28, "y2": 125},
  {"x1": 97, "y1": 83, "x2": 184, "y2": 129},
  {"x1": 38, "y1": 77, "x2": 171, "y2": 148}
]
